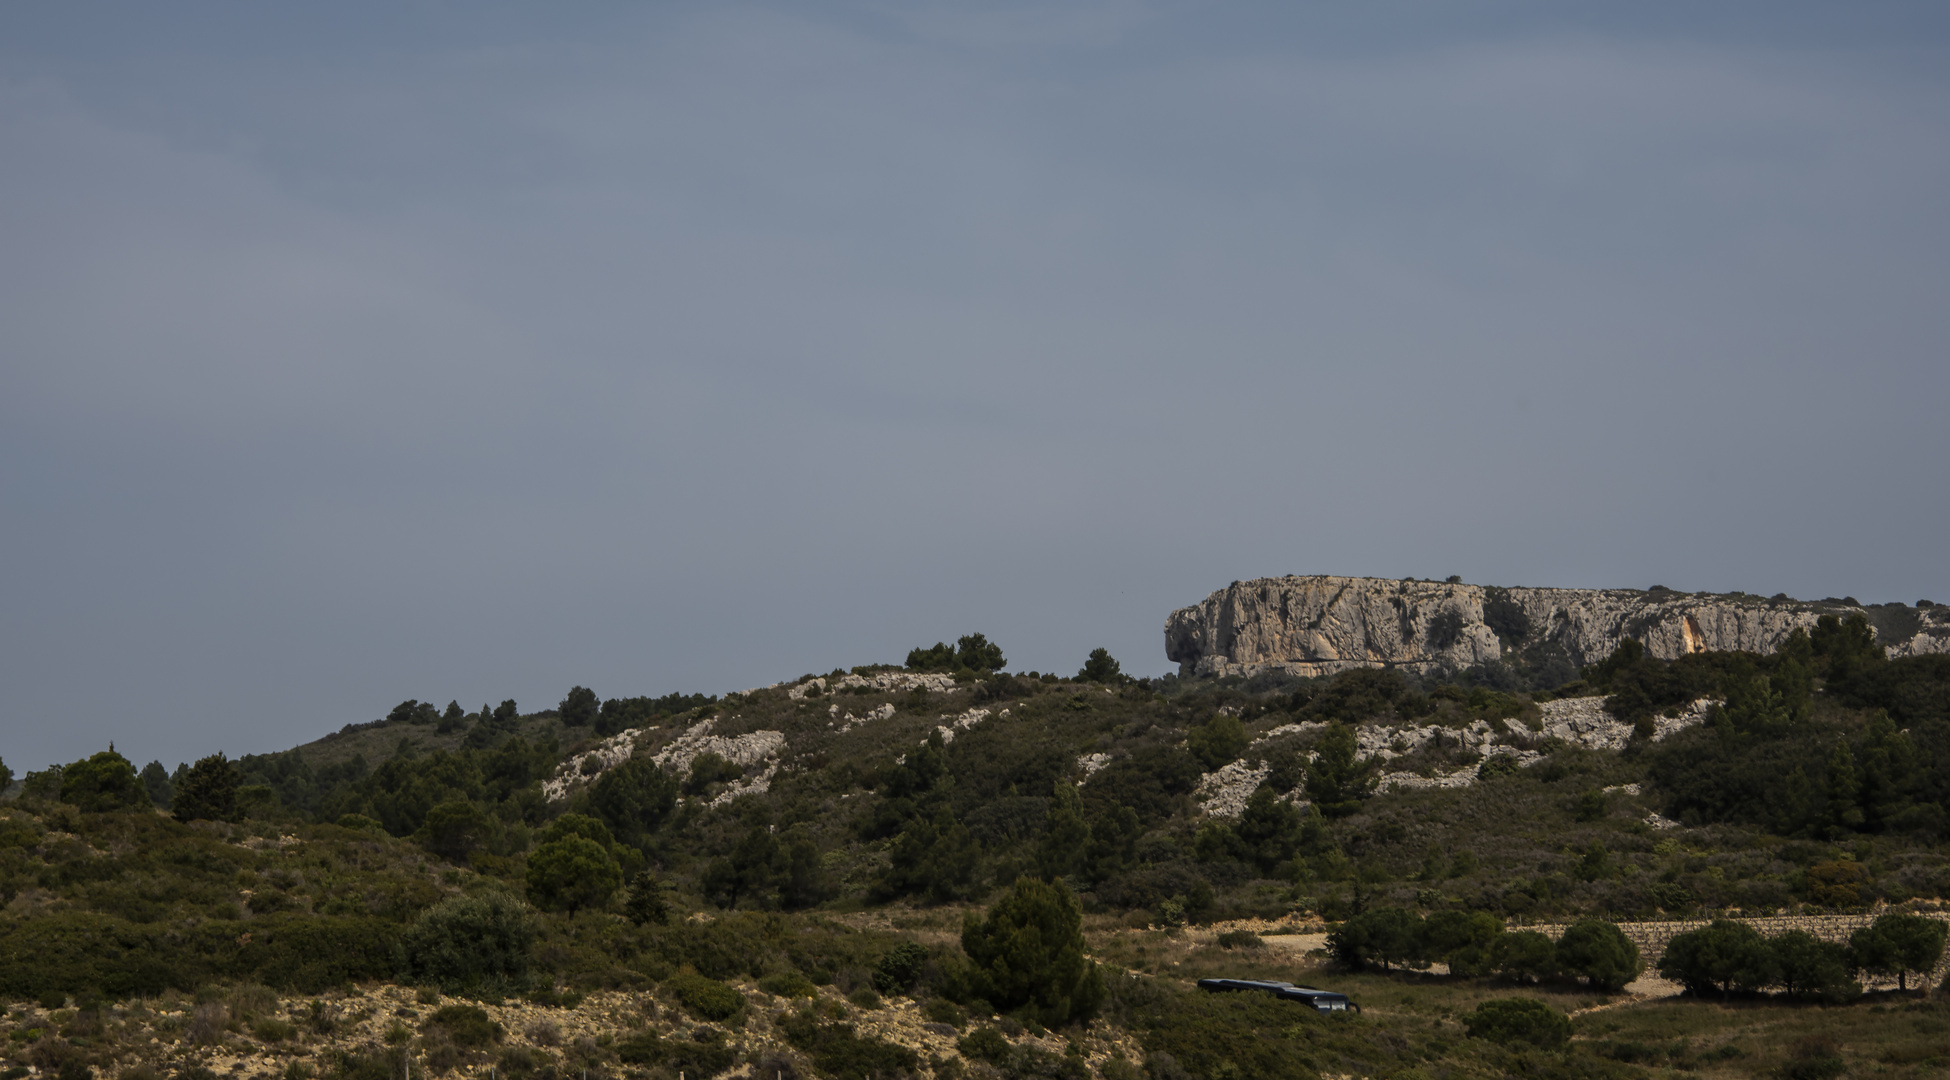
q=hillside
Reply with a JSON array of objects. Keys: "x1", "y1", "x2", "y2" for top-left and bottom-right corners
[{"x1": 4, "y1": 590, "x2": 1950, "y2": 1079}]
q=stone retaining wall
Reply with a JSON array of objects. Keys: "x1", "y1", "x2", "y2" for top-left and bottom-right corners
[{"x1": 1526, "y1": 913, "x2": 1950, "y2": 988}]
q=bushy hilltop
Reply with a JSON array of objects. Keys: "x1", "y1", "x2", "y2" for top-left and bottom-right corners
[{"x1": 5, "y1": 616, "x2": 1950, "y2": 1079}]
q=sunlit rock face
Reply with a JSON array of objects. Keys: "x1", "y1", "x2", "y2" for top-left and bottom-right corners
[{"x1": 1164, "y1": 575, "x2": 1950, "y2": 678}]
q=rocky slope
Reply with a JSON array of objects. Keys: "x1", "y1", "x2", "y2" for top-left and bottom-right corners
[{"x1": 1165, "y1": 575, "x2": 1950, "y2": 678}]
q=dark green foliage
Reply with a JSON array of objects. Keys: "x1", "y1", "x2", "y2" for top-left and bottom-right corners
[
  {"x1": 1769, "y1": 930, "x2": 1856, "y2": 1002},
  {"x1": 907, "y1": 633, "x2": 1005, "y2": 674},
  {"x1": 60, "y1": 751, "x2": 148, "y2": 813},
  {"x1": 0, "y1": 756, "x2": 12, "y2": 791},
  {"x1": 423, "y1": 1005, "x2": 501, "y2": 1047},
  {"x1": 1328, "y1": 907, "x2": 1424, "y2": 970},
  {"x1": 957, "y1": 1026, "x2": 1011, "y2": 1063},
  {"x1": 587, "y1": 757, "x2": 678, "y2": 846},
  {"x1": 880, "y1": 809, "x2": 980, "y2": 904},
  {"x1": 1555, "y1": 921, "x2": 1640, "y2": 992},
  {"x1": 779, "y1": 1011, "x2": 919, "y2": 1080},
  {"x1": 1419, "y1": 910, "x2": 1502, "y2": 976},
  {"x1": 399, "y1": 891, "x2": 535, "y2": 994},
  {"x1": 1659, "y1": 920, "x2": 1776, "y2": 997},
  {"x1": 906, "y1": 642, "x2": 959, "y2": 672},
  {"x1": 1489, "y1": 931, "x2": 1558, "y2": 982},
  {"x1": 595, "y1": 691, "x2": 716, "y2": 736},
  {"x1": 1214, "y1": 929, "x2": 1262, "y2": 950},
  {"x1": 1080, "y1": 746, "x2": 1202, "y2": 828},
  {"x1": 759, "y1": 971, "x2": 819, "y2": 999},
  {"x1": 0, "y1": 909, "x2": 399, "y2": 998},
  {"x1": 138, "y1": 761, "x2": 172, "y2": 807},
  {"x1": 525, "y1": 835, "x2": 621, "y2": 915},
  {"x1": 871, "y1": 942, "x2": 929, "y2": 995},
  {"x1": 663, "y1": 970, "x2": 745, "y2": 1021},
  {"x1": 387, "y1": 700, "x2": 441, "y2": 726},
  {"x1": 706, "y1": 825, "x2": 828, "y2": 910},
  {"x1": 558, "y1": 686, "x2": 598, "y2": 728},
  {"x1": 961, "y1": 877, "x2": 1105, "y2": 1026},
  {"x1": 1463, "y1": 998, "x2": 1570, "y2": 1049},
  {"x1": 171, "y1": 754, "x2": 241, "y2": 823},
  {"x1": 623, "y1": 870, "x2": 672, "y2": 926},
  {"x1": 616, "y1": 1029, "x2": 738, "y2": 1078},
  {"x1": 413, "y1": 800, "x2": 496, "y2": 865},
  {"x1": 1184, "y1": 715, "x2": 1247, "y2": 770},
  {"x1": 957, "y1": 633, "x2": 1007, "y2": 673},
  {"x1": 1305, "y1": 722, "x2": 1375, "y2": 817},
  {"x1": 684, "y1": 751, "x2": 745, "y2": 794},
  {"x1": 1849, "y1": 912, "x2": 1948, "y2": 991},
  {"x1": 1078, "y1": 648, "x2": 1123, "y2": 683}
]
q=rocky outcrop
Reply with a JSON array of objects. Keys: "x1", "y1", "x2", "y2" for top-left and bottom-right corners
[{"x1": 1166, "y1": 575, "x2": 1950, "y2": 678}]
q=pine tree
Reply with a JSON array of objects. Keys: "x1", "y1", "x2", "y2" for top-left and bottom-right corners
[{"x1": 961, "y1": 877, "x2": 1104, "y2": 1026}]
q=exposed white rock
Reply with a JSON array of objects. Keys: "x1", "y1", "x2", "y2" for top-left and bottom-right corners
[
  {"x1": 1167, "y1": 574, "x2": 1950, "y2": 678},
  {"x1": 652, "y1": 718, "x2": 787, "y2": 776},
  {"x1": 1197, "y1": 759, "x2": 1271, "y2": 819},
  {"x1": 789, "y1": 671, "x2": 960, "y2": 700},
  {"x1": 541, "y1": 728, "x2": 648, "y2": 801},
  {"x1": 708, "y1": 762, "x2": 781, "y2": 807},
  {"x1": 935, "y1": 708, "x2": 991, "y2": 744},
  {"x1": 829, "y1": 703, "x2": 897, "y2": 733},
  {"x1": 1376, "y1": 766, "x2": 1485, "y2": 793},
  {"x1": 1076, "y1": 753, "x2": 1113, "y2": 780},
  {"x1": 1535, "y1": 695, "x2": 1713, "y2": 750}
]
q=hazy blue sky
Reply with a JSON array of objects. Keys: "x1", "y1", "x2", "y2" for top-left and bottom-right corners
[{"x1": 4, "y1": 2, "x2": 1948, "y2": 772}]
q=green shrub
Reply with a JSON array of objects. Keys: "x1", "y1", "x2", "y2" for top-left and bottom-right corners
[
  {"x1": 871, "y1": 942, "x2": 929, "y2": 995},
  {"x1": 1555, "y1": 920, "x2": 1640, "y2": 992},
  {"x1": 251, "y1": 1020, "x2": 295, "y2": 1043},
  {"x1": 1185, "y1": 716, "x2": 1248, "y2": 770},
  {"x1": 524, "y1": 835, "x2": 621, "y2": 916},
  {"x1": 1214, "y1": 930, "x2": 1262, "y2": 950},
  {"x1": 1771, "y1": 930, "x2": 1857, "y2": 1002},
  {"x1": 424, "y1": 1005, "x2": 502, "y2": 1047},
  {"x1": 1849, "y1": 912, "x2": 1948, "y2": 992},
  {"x1": 759, "y1": 972, "x2": 819, "y2": 999},
  {"x1": 1328, "y1": 907, "x2": 1424, "y2": 970},
  {"x1": 664, "y1": 971, "x2": 745, "y2": 1022},
  {"x1": 781, "y1": 1012, "x2": 919, "y2": 1080},
  {"x1": 615, "y1": 1030, "x2": 737, "y2": 1078},
  {"x1": 399, "y1": 891, "x2": 535, "y2": 994},
  {"x1": 922, "y1": 998, "x2": 966, "y2": 1029},
  {"x1": 1489, "y1": 930, "x2": 1558, "y2": 982},
  {"x1": 848, "y1": 987, "x2": 882, "y2": 1010},
  {"x1": 59, "y1": 752, "x2": 147, "y2": 814},
  {"x1": 957, "y1": 1027, "x2": 1011, "y2": 1064},
  {"x1": 1659, "y1": 920, "x2": 1774, "y2": 997},
  {"x1": 961, "y1": 878, "x2": 1104, "y2": 1027},
  {"x1": 1463, "y1": 998, "x2": 1570, "y2": 1049}
]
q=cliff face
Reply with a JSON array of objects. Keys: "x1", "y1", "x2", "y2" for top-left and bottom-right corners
[{"x1": 1164, "y1": 575, "x2": 1950, "y2": 678}]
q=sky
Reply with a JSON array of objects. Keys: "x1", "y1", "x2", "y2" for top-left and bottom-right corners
[{"x1": 3, "y1": 1, "x2": 1948, "y2": 773}]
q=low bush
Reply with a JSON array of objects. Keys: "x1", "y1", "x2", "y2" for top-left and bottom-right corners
[
  {"x1": 398, "y1": 892, "x2": 534, "y2": 995},
  {"x1": 423, "y1": 1005, "x2": 502, "y2": 1048},
  {"x1": 758, "y1": 972, "x2": 819, "y2": 999},
  {"x1": 615, "y1": 1030, "x2": 738, "y2": 1078},
  {"x1": 1214, "y1": 930, "x2": 1262, "y2": 950},
  {"x1": 1463, "y1": 998, "x2": 1570, "y2": 1050},
  {"x1": 663, "y1": 971, "x2": 745, "y2": 1022},
  {"x1": 871, "y1": 942, "x2": 929, "y2": 995},
  {"x1": 779, "y1": 1012, "x2": 919, "y2": 1080}
]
